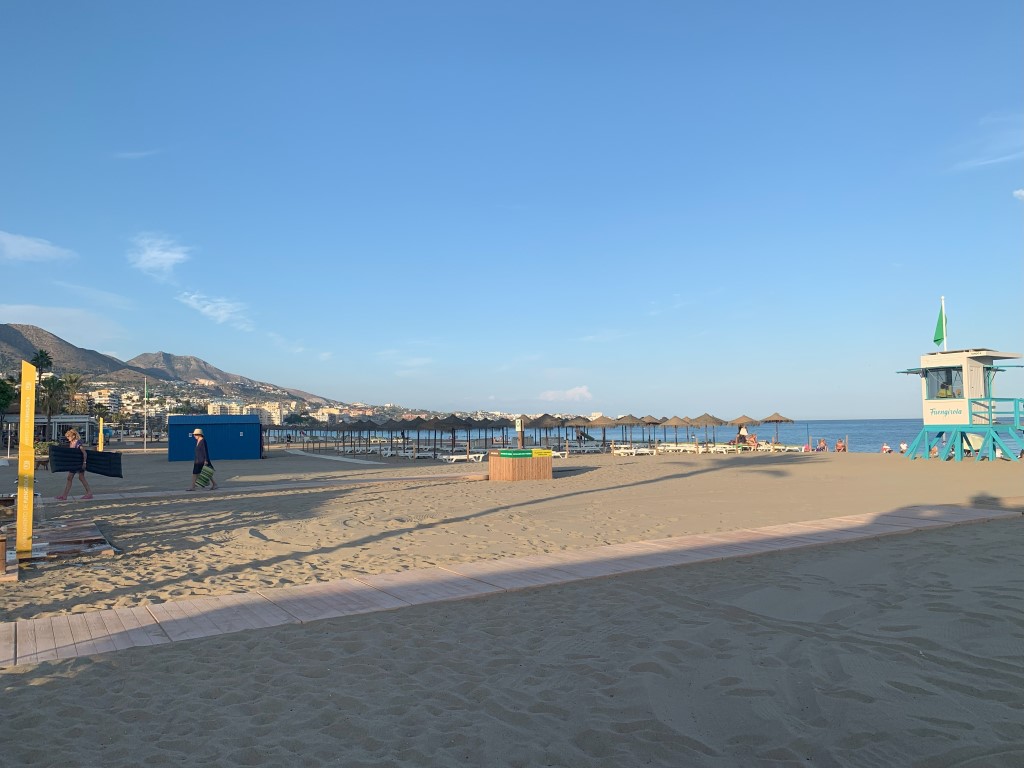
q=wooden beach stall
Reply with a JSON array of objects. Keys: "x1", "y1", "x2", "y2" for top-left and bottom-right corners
[{"x1": 488, "y1": 448, "x2": 553, "y2": 481}]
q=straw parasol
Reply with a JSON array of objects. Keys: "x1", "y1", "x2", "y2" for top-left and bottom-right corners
[
  {"x1": 691, "y1": 412, "x2": 726, "y2": 443},
  {"x1": 661, "y1": 415, "x2": 692, "y2": 443},
  {"x1": 615, "y1": 414, "x2": 644, "y2": 444},
  {"x1": 526, "y1": 414, "x2": 565, "y2": 446},
  {"x1": 641, "y1": 415, "x2": 663, "y2": 444},
  {"x1": 760, "y1": 412, "x2": 795, "y2": 443},
  {"x1": 587, "y1": 414, "x2": 618, "y2": 445},
  {"x1": 728, "y1": 414, "x2": 761, "y2": 443}
]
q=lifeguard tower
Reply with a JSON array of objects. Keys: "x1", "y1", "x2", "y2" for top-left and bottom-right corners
[{"x1": 900, "y1": 348, "x2": 1024, "y2": 461}]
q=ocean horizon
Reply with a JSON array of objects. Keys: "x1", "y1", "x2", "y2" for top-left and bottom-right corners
[{"x1": 277, "y1": 418, "x2": 925, "y2": 455}]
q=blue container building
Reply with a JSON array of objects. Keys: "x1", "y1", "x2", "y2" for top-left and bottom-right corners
[{"x1": 167, "y1": 415, "x2": 263, "y2": 462}]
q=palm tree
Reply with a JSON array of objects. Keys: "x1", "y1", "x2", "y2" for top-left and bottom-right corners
[
  {"x1": 37, "y1": 377, "x2": 67, "y2": 440},
  {"x1": 30, "y1": 349, "x2": 53, "y2": 383},
  {"x1": 62, "y1": 372, "x2": 87, "y2": 414}
]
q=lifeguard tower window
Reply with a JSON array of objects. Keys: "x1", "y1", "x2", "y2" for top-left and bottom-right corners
[{"x1": 926, "y1": 368, "x2": 963, "y2": 399}]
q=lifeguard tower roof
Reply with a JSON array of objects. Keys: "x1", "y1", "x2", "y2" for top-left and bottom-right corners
[{"x1": 919, "y1": 348, "x2": 1021, "y2": 365}]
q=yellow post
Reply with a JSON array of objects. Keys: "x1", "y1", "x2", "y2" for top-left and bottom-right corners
[
  {"x1": 16, "y1": 361, "x2": 37, "y2": 557},
  {"x1": 98, "y1": 417, "x2": 105, "y2": 452}
]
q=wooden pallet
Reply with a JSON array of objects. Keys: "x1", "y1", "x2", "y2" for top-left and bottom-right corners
[{"x1": 2, "y1": 518, "x2": 115, "y2": 567}]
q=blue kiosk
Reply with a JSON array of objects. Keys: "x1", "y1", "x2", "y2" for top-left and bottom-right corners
[
  {"x1": 900, "y1": 348, "x2": 1024, "y2": 461},
  {"x1": 166, "y1": 415, "x2": 263, "y2": 462}
]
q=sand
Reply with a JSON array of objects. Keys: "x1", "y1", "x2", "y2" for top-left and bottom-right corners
[{"x1": 1, "y1": 447, "x2": 1023, "y2": 766}]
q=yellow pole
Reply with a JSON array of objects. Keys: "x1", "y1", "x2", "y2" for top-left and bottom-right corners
[
  {"x1": 16, "y1": 361, "x2": 38, "y2": 557},
  {"x1": 98, "y1": 417, "x2": 105, "y2": 452}
]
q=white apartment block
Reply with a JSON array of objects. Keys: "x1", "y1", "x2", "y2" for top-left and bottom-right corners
[{"x1": 207, "y1": 401, "x2": 244, "y2": 415}]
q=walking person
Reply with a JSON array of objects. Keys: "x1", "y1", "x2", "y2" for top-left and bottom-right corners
[
  {"x1": 57, "y1": 429, "x2": 92, "y2": 500},
  {"x1": 187, "y1": 428, "x2": 218, "y2": 490}
]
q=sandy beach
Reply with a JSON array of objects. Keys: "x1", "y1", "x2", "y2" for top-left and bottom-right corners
[{"x1": 2, "y1": 447, "x2": 1023, "y2": 766}]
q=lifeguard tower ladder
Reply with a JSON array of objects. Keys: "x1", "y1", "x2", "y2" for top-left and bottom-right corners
[{"x1": 899, "y1": 349, "x2": 1024, "y2": 461}]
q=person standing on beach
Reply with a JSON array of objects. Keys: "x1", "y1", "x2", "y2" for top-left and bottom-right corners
[
  {"x1": 56, "y1": 428, "x2": 92, "y2": 500},
  {"x1": 187, "y1": 428, "x2": 218, "y2": 491}
]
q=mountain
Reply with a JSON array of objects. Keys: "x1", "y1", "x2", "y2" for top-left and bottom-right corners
[
  {"x1": 0, "y1": 324, "x2": 162, "y2": 381},
  {"x1": 0, "y1": 324, "x2": 329, "y2": 404},
  {"x1": 127, "y1": 352, "x2": 263, "y2": 388}
]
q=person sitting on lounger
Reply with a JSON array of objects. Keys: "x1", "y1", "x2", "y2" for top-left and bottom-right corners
[
  {"x1": 881, "y1": 442, "x2": 893, "y2": 454},
  {"x1": 814, "y1": 439, "x2": 828, "y2": 452},
  {"x1": 835, "y1": 438, "x2": 847, "y2": 452},
  {"x1": 899, "y1": 441, "x2": 908, "y2": 454}
]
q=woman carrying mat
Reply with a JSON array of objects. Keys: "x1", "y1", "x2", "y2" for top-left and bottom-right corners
[
  {"x1": 187, "y1": 428, "x2": 218, "y2": 491},
  {"x1": 56, "y1": 428, "x2": 93, "y2": 500}
]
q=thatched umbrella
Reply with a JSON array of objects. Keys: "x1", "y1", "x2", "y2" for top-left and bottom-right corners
[
  {"x1": 760, "y1": 412, "x2": 795, "y2": 444},
  {"x1": 691, "y1": 412, "x2": 726, "y2": 444},
  {"x1": 728, "y1": 415, "x2": 761, "y2": 445},
  {"x1": 435, "y1": 414, "x2": 469, "y2": 453},
  {"x1": 661, "y1": 415, "x2": 692, "y2": 444},
  {"x1": 641, "y1": 415, "x2": 662, "y2": 444},
  {"x1": 615, "y1": 414, "x2": 643, "y2": 444},
  {"x1": 587, "y1": 415, "x2": 617, "y2": 447},
  {"x1": 526, "y1": 414, "x2": 565, "y2": 447},
  {"x1": 564, "y1": 415, "x2": 593, "y2": 449}
]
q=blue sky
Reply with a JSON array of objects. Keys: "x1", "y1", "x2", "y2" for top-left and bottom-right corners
[{"x1": 1, "y1": 2, "x2": 1021, "y2": 419}]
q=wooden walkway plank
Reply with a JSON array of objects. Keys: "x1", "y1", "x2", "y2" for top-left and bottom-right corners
[
  {"x1": 888, "y1": 505, "x2": 1019, "y2": 523},
  {"x1": 293, "y1": 579, "x2": 412, "y2": 617},
  {"x1": 264, "y1": 580, "x2": 409, "y2": 622},
  {"x1": 14, "y1": 620, "x2": 38, "y2": 664},
  {"x1": 28, "y1": 617, "x2": 59, "y2": 662},
  {"x1": 354, "y1": 568, "x2": 503, "y2": 605},
  {"x1": 0, "y1": 620, "x2": 15, "y2": 666},
  {"x1": 98, "y1": 609, "x2": 141, "y2": 651},
  {"x1": 83, "y1": 610, "x2": 119, "y2": 656},
  {"x1": 198, "y1": 593, "x2": 293, "y2": 633},
  {"x1": 256, "y1": 584, "x2": 345, "y2": 623},
  {"x1": 39, "y1": 618, "x2": 69, "y2": 659},
  {"x1": 444, "y1": 557, "x2": 582, "y2": 590},
  {"x1": 113, "y1": 606, "x2": 171, "y2": 647},
  {"x1": 146, "y1": 601, "x2": 219, "y2": 642},
  {"x1": 67, "y1": 613, "x2": 104, "y2": 658},
  {"x1": 166, "y1": 599, "x2": 232, "y2": 641}
]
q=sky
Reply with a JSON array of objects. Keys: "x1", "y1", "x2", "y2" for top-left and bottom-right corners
[{"x1": 1, "y1": 2, "x2": 1021, "y2": 420}]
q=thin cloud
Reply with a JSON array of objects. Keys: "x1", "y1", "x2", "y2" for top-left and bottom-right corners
[
  {"x1": 53, "y1": 281, "x2": 135, "y2": 310},
  {"x1": 539, "y1": 385, "x2": 593, "y2": 402},
  {"x1": 177, "y1": 291, "x2": 253, "y2": 331},
  {"x1": 128, "y1": 233, "x2": 191, "y2": 281},
  {"x1": 1014, "y1": 189, "x2": 1024, "y2": 201},
  {"x1": 579, "y1": 330, "x2": 627, "y2": 343},
  {"x1": 952, "y1": 114, "x2": 1024, "y2": 171},
  {"x1": 267, "y1": 331, "x2": 307, "y2": 354},
  {"x1": 113, "y1": 149, "x2": 163, "y2": 160},
  {"x1": 0, "y1": 231, "x2": 75, "y2": 262}
]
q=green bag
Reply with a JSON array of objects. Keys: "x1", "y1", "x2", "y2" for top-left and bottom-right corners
[{"x1": 196, "y1": 464, "x2": 215, "y2": 487}]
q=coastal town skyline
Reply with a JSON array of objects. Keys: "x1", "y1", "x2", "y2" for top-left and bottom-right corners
[{"x1": 1, "y1": 3, "x2": 1021, "y2": 419}]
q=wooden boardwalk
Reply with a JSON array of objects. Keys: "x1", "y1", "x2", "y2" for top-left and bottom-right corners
[{"x1": 1, "y1": 503, "x2": 1019, "y2": 669}]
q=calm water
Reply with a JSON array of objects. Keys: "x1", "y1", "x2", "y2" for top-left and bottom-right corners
[
  {"x1": 275, "y1": 418, "x2": 925, "y2": 454},
  {"x1": 587, "y1": 419, "x2": 921, "y2": 453}
]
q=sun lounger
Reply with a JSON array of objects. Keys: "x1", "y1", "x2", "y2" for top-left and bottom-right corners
[{"x1": 439, "y1": 453, "x2": 486, "y2": 463}]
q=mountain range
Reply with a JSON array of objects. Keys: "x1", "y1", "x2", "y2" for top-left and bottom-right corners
[{"x1": 0, "y1": 324, "x2": 334, "y2": 405}]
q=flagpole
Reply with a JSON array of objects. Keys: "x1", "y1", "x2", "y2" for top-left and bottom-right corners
[
  {"x1": 940, "y1": 295, "x2": 947, "y2": 351},
  {"x1": 143, "y1": 376, "x2": 148, "y2": 453}
]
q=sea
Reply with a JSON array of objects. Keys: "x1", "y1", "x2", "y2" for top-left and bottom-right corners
[
  {"x1": 273, "y1": 418, "x2": 924, "y2": 454},
  {"x1": 580, "y1": 419, "x2": 922, "y2": 453}
]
